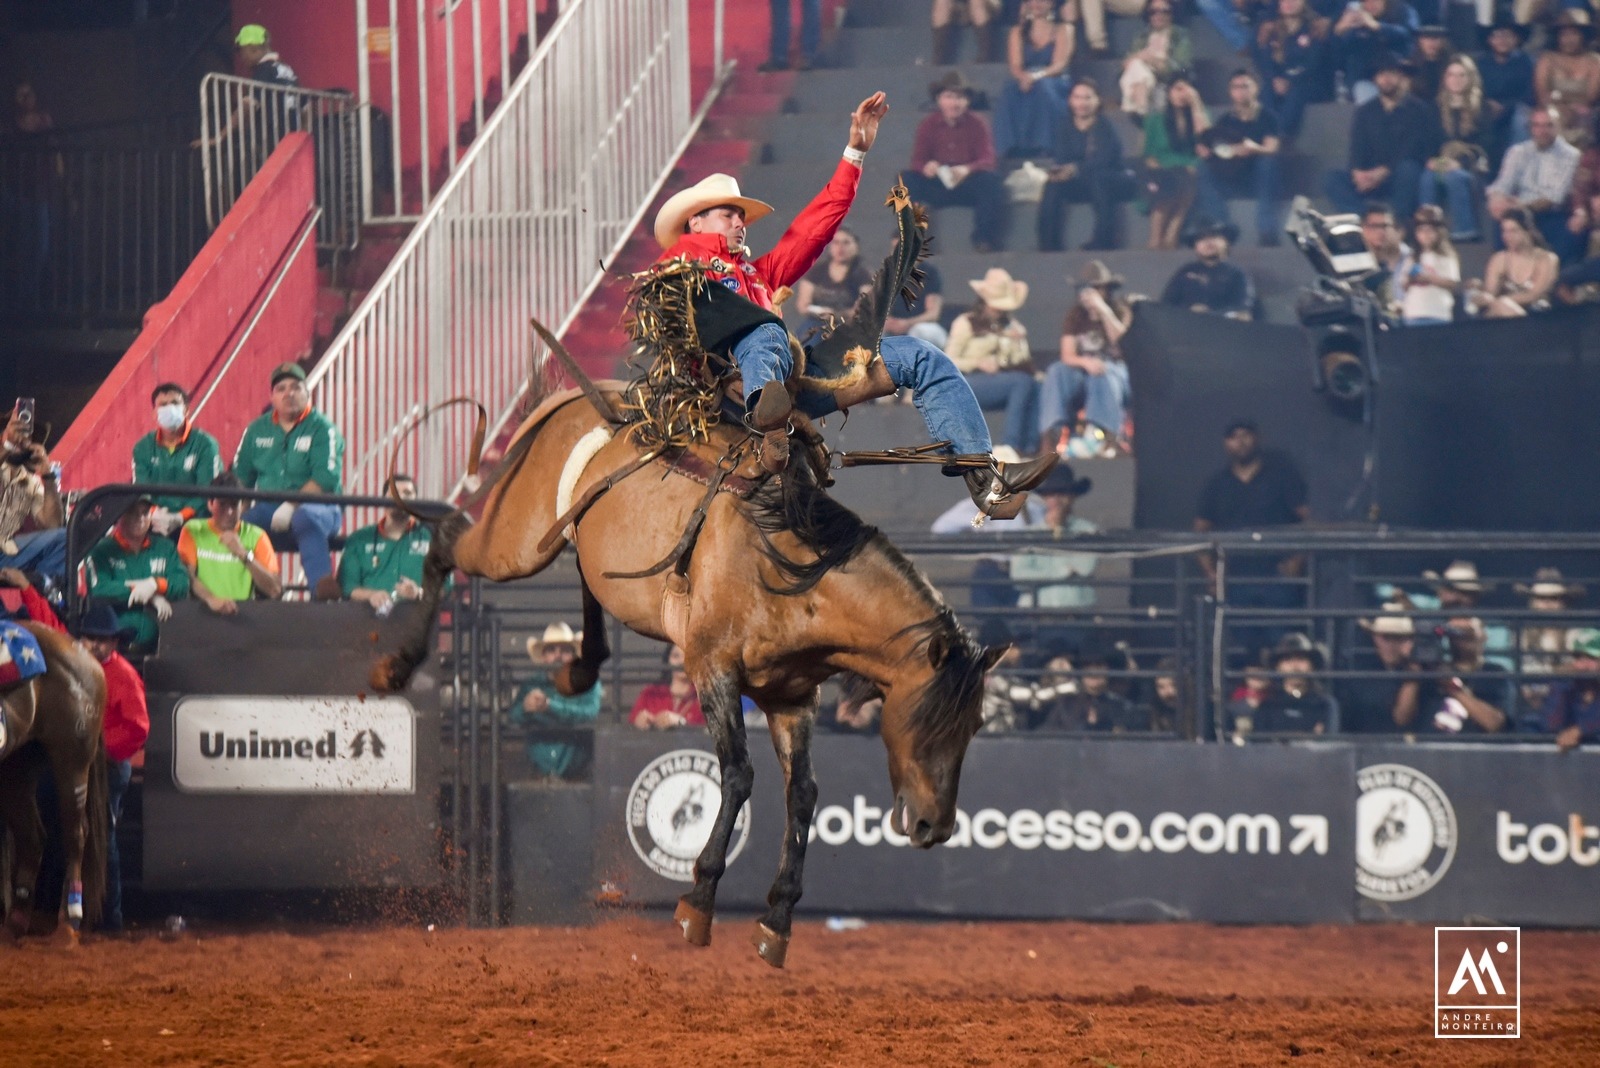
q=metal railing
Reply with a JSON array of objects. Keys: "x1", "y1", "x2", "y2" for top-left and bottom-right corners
[
  {"x1": 0, "y1": 144, "x2": 206, "y2": 322},
  {"x1": 197, "y1": 73, "x2": 362, "y2": 251},
  {"x1": 311, "y1": 0, "x2": 730, "y2": 504}
]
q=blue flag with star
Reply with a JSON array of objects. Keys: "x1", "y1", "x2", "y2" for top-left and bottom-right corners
[{"x1": 0, "y1": 621, "x2": 46, "y2": 687}]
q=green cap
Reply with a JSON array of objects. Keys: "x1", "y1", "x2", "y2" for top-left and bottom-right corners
[
  {"x1": 1571, "y1": 629, "x2": 1600, "y2": 659},
  {"x1": 235, "y1": 24, "x2": 269, "y2": 47},
  {"x1": 270, "y1": 361, "x2": 306, "y2": 386}
]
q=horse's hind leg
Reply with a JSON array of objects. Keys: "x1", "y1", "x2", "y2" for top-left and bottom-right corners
[
  {"x1": 47, "y1": 743, "x2": 91, "y2": 945},
  {"x1": 752, "y1": 699, "x2": 820, "y2": 969},
  {"x1": 0, "y1": 752, "x2": 43, "y2": 940},
  {"x1": 673, "y1": 672, "x2": 753, "y2": 948}
]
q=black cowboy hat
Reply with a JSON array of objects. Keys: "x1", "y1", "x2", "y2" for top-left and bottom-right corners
[
  {"x1": 1267, "y1": 632, "x2": 1326, "y2": 670},
  {"x1": 1373, "y1": 52, "x2": 1414, "y2": 76},
  {"x1": 1414, "y1": 24, "x2": 1448, "y2": 37},
  {"x1": 1480, "y1": 15, "x2": 1530, "y2": 45},
  {"x1": 1036, "y1": 463, "x2": 1092, "y2": 498},
  {"x1": 1187, "y1": 219, "x2": 1239, "y2": 247},
  {"x1": 928, "y1": 70, "x2": 976, "y2": 101},
  {"x1": 74, "y1": 603, "x2": 134, "y2": 640}
]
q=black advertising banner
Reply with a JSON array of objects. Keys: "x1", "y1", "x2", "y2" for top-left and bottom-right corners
[
  {"x1": 1353, "y1": 744, "x2": 1600, "y2": 926},
  {"x1": 593, "y1": 732, "x2": 1356, "y2": 923}
]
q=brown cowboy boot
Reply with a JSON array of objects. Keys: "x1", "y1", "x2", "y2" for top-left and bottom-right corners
[
  {"x1": 749, "y1": 385, "x2": 793, "y2": 475},
  {"x1": 963, "y1": 452, "x2": 1060, "y2": 519}
]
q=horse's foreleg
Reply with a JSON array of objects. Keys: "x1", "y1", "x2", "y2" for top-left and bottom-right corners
[
  {"x1": 674, "y1": 672, "x2": 752, "y2": 947},
  {"x1": 0, "y1": 755, "x2": 43, "y2": 939},
  {"x1": 753, "y1": 700, "x2": 820, "y2": 969},
  {"x1": 49, "y1": 746, "x2": 91, "y2": 946}
]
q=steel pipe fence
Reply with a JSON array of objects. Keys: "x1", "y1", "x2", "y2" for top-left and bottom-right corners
[
  {"x1": 198, "y1": 73, "x2": 362, "y2": 252},
  {"x1": 312, "y1": 0, "x2": 726, "y2": 528}
]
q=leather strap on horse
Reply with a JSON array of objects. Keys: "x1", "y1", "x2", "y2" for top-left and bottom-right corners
[
  {"x1": 604, "y1": 442, "x2": 762, "y2": 581},
  {"x1": 534, "y1": 449, "x2": 661, "y2": 555},
  {"x1": 531, "y1": 316, "x2": 626, "y2": 428},
  {"x1": 384, "y1": 396, "x2": 491, "y2": 521},
  {"x1": 831, "y1": 441, "x2": 993, "y2": 471}
]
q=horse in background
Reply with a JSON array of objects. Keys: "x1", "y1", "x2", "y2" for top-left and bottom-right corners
[{"x1": 0, "y1": 623, "x2": 109, "y2": 943}]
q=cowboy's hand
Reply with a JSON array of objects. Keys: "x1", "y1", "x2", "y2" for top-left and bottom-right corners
[
  {"x1": 849, "y1": 92, "x2": 889, "y2": 152},
  {"x1": 151, "y1": 594, "x2": 172, "y2": 622},
  {"x1": 126, "y1": 577, "x2": 159, "y2": 605},
  {"x1": 523, "y1": 689, "x2": 550, "y2": 714},
  {"x1": 395, "y1": 576, "x2": 422, "y2": 600},
  {"x1": 271, "y1": 501, "x2": 297, "y2": 532},
  {"x1": 1557, "y1": 724, "x2": 1583, "y2": 750}
]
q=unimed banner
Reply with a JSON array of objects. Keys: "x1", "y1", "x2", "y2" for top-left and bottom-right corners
[{"x1": 594, "y1": 734, "x2": 1357, "y2": 923}]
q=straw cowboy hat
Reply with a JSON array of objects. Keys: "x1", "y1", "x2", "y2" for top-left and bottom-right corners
[
  {"x1": 968, "y1": 268, "x2": 1029, "y2": 311},
  {"x1": 526, "y1": 621, "x2": 582, "y2": 659},
  {"x1": 1075, "y1": 260, "x2": 1124, "y2": 289},
  {"x1": 1359, "y1": 602, "x2": 1417, "y2": 637},
  {"x1": 1422, "y1": 560, "x2": 1488, "y2": 595},
  {"x1": 652, "y1": 173, "x2": 774, "y2": 250},
  {"x1": 1515, "y1": 567, "x2": 1586, "y2": 602}
]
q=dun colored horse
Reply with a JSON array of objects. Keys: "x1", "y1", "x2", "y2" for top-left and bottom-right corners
[
  {"x1": 376, "y1": 382, "x2": 1003, "y2": 966},
  {"x1": 0, "y1": 623, "x2": 109, "y2": 943}
]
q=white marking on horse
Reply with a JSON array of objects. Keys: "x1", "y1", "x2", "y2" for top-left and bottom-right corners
[{"x1": 555, "y1": 426, "x2": 616, "y2": 543}]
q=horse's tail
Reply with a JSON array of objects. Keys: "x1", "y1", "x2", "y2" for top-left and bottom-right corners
[
  {"x1": 371, "y1": 508, "x2": 473, "y2": 693},
  {"x1": 81, "y1": 738, "x2": 108, "y2": 926}
]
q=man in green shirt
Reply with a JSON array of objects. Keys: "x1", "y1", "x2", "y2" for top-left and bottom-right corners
[
  {"x1": 177, "y1": 471, "x2": 283, "y2": 614},
  {"x1": 337, "y1": 474, "x2": 433, "y2": 615},
  {"x1": 233, "y1": 362, "x2": 345, "y2": 598},
  {"x1": 84, "y1": 495, "x2": 189, "y2": 653},
  {"x1": 130, "y1": 383, "x2": 223, "y2": 536}
]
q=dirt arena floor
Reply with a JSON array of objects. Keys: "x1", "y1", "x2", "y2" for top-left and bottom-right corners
[{"x1": 4, "y1": 916, "x2": 1598, "y2": 1067}]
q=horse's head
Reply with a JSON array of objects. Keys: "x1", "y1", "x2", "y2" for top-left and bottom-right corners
[{"x1": 879, "y1": 620, "x2": 1007, "y2": 848}]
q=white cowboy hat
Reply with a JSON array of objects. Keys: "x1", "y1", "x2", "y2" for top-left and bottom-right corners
[
  {"x1": 652, "y1": 173, "x2": 774, "y2": 250},
  {"x1": 1421, "y1": 560, "x2": 1487, "y2": 594},
  {"x1": 968, "y1": 268, "x2": 1029, "y2": 311},
  {"x1": 527, "y1": 621, "x2": 582, "y2": 659},
  {"x1": 1359, "y1": 602, "x2": 1416, "y2": 636},
  {"x1": 1514, "y1": 567, "x2": 1586, "y2": 602}
]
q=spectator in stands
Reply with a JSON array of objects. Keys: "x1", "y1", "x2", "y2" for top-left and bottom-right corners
[
  {"x1": 1142, "y1": 655, "x2": 1191, "y2": 734},
  {"x1": 235, "y1": 23, "x2": 298, "y2": 89},
  {"x1": 1323, "y1": 55, "x2": 1439, "y2": 220},
  {"x1": 1379, "y1": 559, "x2": 1515, "y2": 671},
  {"x1": 1541, "y1": 628, "x2": 1600, "y2": 748},
  {"x1": 977, "y1": 620, "x2": 1026, "y2": 732},
  {"x1": 1486, "y1": 106, "x2": 1583, "y2": 261},
  {"x1": 1224, "y1": 663, "x2": 1272, "y2": 737},
  {"x1": 1194, "y1": 0, "x2": 1255, "y2": 52},
  {"x1": 1138, "y1": 70, "x2": 1208, "y2": 249},
  {"x1": 1077, "y1": 0, "x2": 1147, "y2": 58},
  {"x1": 996, "y1": 0, "x2": 1075, "y2": 159},
  {"x1": 1399, "y1": 616, "x2": 1511, "y2": 734},
  {"x1": 629, "y1": 645, "x2": 705, "y2": 730},
  {"x1": 510, "y1": 622, "x2": 602, "y2": 778},
  {"x1": 883, "y1": 230, "x2": 947, "y2": 346},
  {"x1": 1465, "y1": 205, "x2": 1559, "y2": 316},
  {"x1": 72, "y1": 603, "x2": 147, "y2": 935},
  {"x1": 1477, "y1": 17, "x2": 1534, "y2": 159},
  {"x1": 1039, "y1": 261, "x2": 1132, "y2": 457},
  {"x1": 1556, "y1": 120, "x2": 1600, "y2": 300},
  {"x1": 760, "y1": 0, "x2": 821, "y2": 73},
  {"x1": 1514, "y1": 567, "x2": 1584, "y2": 720},
  {"x1": 1160, "y1": 221, "x2": 1257, "y2": 318},
  {"x1": 944, "y1": 268, "x2": 1040, "y2": 455},
  {"x1": 1407, "y1": 25, "x2": 1454, "y2": 102},
  {"x1": 1120, "y1": 2, "x2": 1191, "y2": 117},
  {"x1": 0, "y1": 401, "x2": 65, "y2": 585},
  {"x1": 795, "y1": 226, "x2": 871, "y2": 341},
  {"x1": 85, "y1": 495, "x2": 186, "y2": 655},
  {"x1": 1419, "y1": 55, "x2": 1500, "y2": 242},
  {"x1": 132, "y1": 383, "x2": 223, "y2": 537},
  {"x1": 1196, "y1": 69, "x2": 1283, "y2": 246},
  {"x1": 1333, "y1": 0, "x2": 1414, "y2": 104},
  {"x1": 177, "y1": 470, "x2": 282, "y2": 613},
  {"x1": 336, "y1": 473, "x2": 432, "y2": 616},
  {"x1": 932, "y1": 0, "x2": 1005, "y2": 64},
  {"x1": 1039, "y1": 652, "x2": 1145, "y2": 731},
  {"x1": 1194, "y1": 419, "x2": 1310, "y2": 660},
  {"x1": 1038, "y1": 78, "x2": 1128, "y2": 252},
  {"x1": 1253, "y1": 0, "x2": 1333, "y2": 146},
  {"x1": 1534, "y1": 11, "x2": 1600, "y2": 148},
  {"x1": 1360, "y1": 202, "x2": 1408, "y2": 312},
  {"x1": 193, "y1": 24, "x2": 300, "y2": 151},
  {"x1": 1395, "y1": 204, "x2": 1460, "y2": 323},
  {"x1": 905, "y1": 71, "x2": 1010, "y2": 253},
  {"x1": 1338, "y1": 604, "x2": 1419, "y2": 732},
  {"x1": 1254, "y1": 633, "x2": 1339, "y2": 734},
  {"x1": 234, "y1": 362, "x2": 346, "y2": 599}
]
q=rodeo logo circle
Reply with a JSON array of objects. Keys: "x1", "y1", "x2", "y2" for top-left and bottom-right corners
[
  {"x1": 1355, "y1": 763, "x2": 1458, "y2": 901},
  {"x1": 627, "y1": 749, "x2": 750, "y2": 881}
]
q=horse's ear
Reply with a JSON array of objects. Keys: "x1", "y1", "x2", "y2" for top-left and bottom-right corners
[
  {"x1": 980, "y1": 644, "x2": 1011, "y2": 674},
  {"x1": 927, "y1": 632, "x2": 951, "y2": 670}
]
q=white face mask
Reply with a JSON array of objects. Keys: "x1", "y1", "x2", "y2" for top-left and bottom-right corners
[{"x1": 156, "y1": 402, "x2": 185, "y2": 431}]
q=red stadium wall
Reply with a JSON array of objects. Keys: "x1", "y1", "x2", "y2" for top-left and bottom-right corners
[{"x1": 55, "y1": 134, "x2": 317, "y2": 491}]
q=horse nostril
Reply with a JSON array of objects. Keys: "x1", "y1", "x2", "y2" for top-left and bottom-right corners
[{"x1": 913, "y1": 819, "x2": 934, "y2": 843}]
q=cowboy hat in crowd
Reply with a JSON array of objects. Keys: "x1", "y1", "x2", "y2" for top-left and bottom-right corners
[
  {"x1": 1515, "y1": 567, "x2": 1586, "y2": 603},
  {"x1": 526, "y1": 621, "x2": 582, "y2": 660},
  {"x1": 1422, "y1": 560, "x2": 1488, "y2": 595},
  {"x1": 1359, "y1": 602, "x2": 1417, "y2": 637},
  {"x1": 968, "y1": 267, "x2": 1030, "y2": 311}
]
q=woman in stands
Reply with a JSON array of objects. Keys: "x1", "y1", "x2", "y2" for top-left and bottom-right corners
[
  {"x1": 1534, "y1": 11, "x2": 1600, "y2": 148},
  {"x1": 1038, "y1": 261, "x2": 1133, "y2": 457},
  {"x1": 1119, "y1": 0, "x2": 1192, "y2": 117},
  {"x1": 1139, "y1": 70, "x2": 1210, "y2": 249},
  {"x1": 1396, "y1": 205, "x2": 1460, "y2": 324},
  {"x1": 944, "y1": 268, "x2": 1040, "y2": 455},
  {"x1": 628, "y1": 645, "x2": 704, "y2": 730},
  {"x1": 995, "y1": 0, "x2": 1075, "y2": 159},
  {"x1": 1466, "y1": 206, "x2": 1559, "y2": 318},
  {"x1": 1253, "y1": 0, "x2": 1333, "y2": 145},
  {"x1": 1418, "y1": 55, "x2": 1499, "y2": 243},
  {"x1": 793, "y1": 226, "x2": 871, "y2": 342}
]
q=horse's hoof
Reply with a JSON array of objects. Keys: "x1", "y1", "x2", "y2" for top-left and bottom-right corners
[
  {"x1": 673, "y1": 899, "x2": 713, "y2": 947},
  {"x1": 369, "y1": 656, "x2": 406, "y2": 693},
  {"x1": 752, "y1": 922, "x2": 788, "y2": 969}
]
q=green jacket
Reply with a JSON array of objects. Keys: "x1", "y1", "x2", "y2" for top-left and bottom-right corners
[
  {"x1": 336, "y1": 519, "x2": 432, "y2": 596},
  {"x1": 233, "y1": 407, "x2": 345, "y2": 494},
  {"x1": 85, "y1": 531, "x2": 190, "y2": 651},
  {"x1": 131, "y1": 424, "x2": 223, "y2": 516},
  {"x1": 1127, "y1": 25, "x2": 1192, "y2": 74},
  {"x1": 1142, "y1": 109, "x2": 1203, "y2": 170},
  {"x1": 510, "y1": 672, "x2": 602, "y2": 778}
]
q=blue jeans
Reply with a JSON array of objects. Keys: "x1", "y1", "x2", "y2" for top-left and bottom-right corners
[
  {"x1": 1323, "y1": 159, "x2": 1423, "y2": 221},
  {"x1": 1037, "y1": 359, "x2": 1131, "y2": 438},
  {"x1": 734, "y1": 324, "x2": 994, "y2": 455},
  {"x1": 103, "y1": 758, "x2": 132, "y2": 930},
  {"x1": 963, "y1": 369, "x2": 1039, "y2": 453},
  {"x1": 0, "y1": 527, "x2": 67, "y2": 584},
  {"x1": 1193, "y1": 0, "x2": 1251, "y2": 49},
  {"x1": 769, "y1": 0, "x2": 821, "y2": 64},
  {"x1": 1197, "y1": 156, "x2": 1281, "y2": 244},
  {"x1": 1417, "y1": 167, "x2": 1482, "y2": 239},
  {"x1": 242, "y1": 500, "x2": 342, "y2": 586}
]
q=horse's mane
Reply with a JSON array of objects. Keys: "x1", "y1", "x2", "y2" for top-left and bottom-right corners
[
  {"x1": 887, "y1": 605, "x2": 989, "y2": 761},
  {"x1": 742, "y1": 455, "x2": 878, "y2": 595}
]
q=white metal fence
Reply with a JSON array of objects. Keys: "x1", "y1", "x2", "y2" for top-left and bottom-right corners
[
  {"x1": 198, "y1": 73, "x2": 362, "y2": 251},
  {"x1": 310, "y1": 0, "x2": 728, "y2": 513}
]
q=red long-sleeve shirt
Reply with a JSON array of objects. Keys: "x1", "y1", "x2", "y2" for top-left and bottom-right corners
[
  {"x1": 99, "y1": 650, "x2": 149, "y2": 763},
  {"x1": 910, "y1": 111, "x2": 997, "y2": 174}
]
